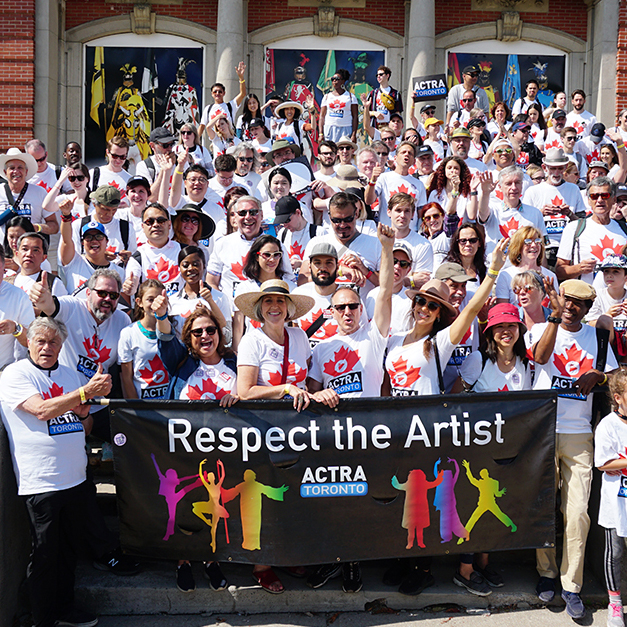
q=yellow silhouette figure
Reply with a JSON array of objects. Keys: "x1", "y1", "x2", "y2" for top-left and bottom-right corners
[
  {"x1": 191, "y1": 459, "x2": 230, "y2": 552},
  {"x1": 221, "y1": 469, "x2": 288, "y2": 551},
  {"x1": 459, "y1": 460, "x2": 517, "y2": 544}
]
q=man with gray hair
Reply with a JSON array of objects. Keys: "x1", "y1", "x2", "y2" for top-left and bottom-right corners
[
  {"x1": 0, "y1": 316, "x2": 112, "y2": 627},
  {"x1": 233, "y1": 142, "x2": 263, "y2": 199},
  {"x1": 556, "y1": 176, "x2": 627, "y2": 284}
]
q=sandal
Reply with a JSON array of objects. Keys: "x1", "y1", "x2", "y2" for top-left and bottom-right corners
[{"x1": 253, "y1": 568, "x2": 285, "y2": 594}]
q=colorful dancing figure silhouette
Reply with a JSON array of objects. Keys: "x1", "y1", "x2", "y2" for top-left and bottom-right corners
[
  {"x1": 433, "y1": 457, "x2": 469, "y2": 543},
  {"x1": 192, "y1": 459, "x2": 230, "y2": 552}
]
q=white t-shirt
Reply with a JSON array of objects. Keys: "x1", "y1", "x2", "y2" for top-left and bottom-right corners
[
  {"x1": 595, "y1": 412, "x2": 627, "y2": 536},
  {"x1": 310, "y1": 322, "x2": 387, "y2": 397},
  {"x1": 200, "y1": 99, "x2": 239, "y2": 127},
  {"x1": 396, "y1": 231, "x2": 434, "y2": 274},
  {"x1": 460, "y1": 351, "x2": 532, "y2": 393},
  {"x1": 292, "y1": 282, "x2": 340, "y2": 348},
  {"x1": 0, "y1": 183, "x2": 52, "y2": 241},
  {"x1": 374, "y1": 171, "x2": 427, "y2": 229},
  {"x1": 234, "y1": 171, "x2": 264, "y2": 200},
  {"x1": 238, "y1": 326, "x2": 311, "y2": 389},
  {"x1": 557, "y1": 218, "x2": 627, "y2": 284},
  {"x1": 427, "y1": 189, "x2": 471, "y2": 221},
  {"x1": 279, "y1": 224, "x2": 324, "y2": 269},
  {"x1": 443, "y1": 319, "x2": 480, "y2": 392},
  {"x1": 70, "y1": 215, "x2": 137, "y2": 258},
  {"x1": 424, "y1": 139, "x2": 445, "y2": 164},
  {"x1": 29, "y1": 163, "x2": 58, "y2": 194},
  {"x1": 60, "y1": 252, "x2": 125, "y2": 299},
  {"x1": 125, "y1": 239, "x2": 183, "y2": 296},
  {"x1": 543, "y1": 128, "x2": 563, "y2": 152},
  {"x1": 495, "y1": 265, "x2": 557, "y2": 305},
  {"x1": 0, "y1": 280, "x2": 35, "y2": 369},
  {"x1": 321, "y1": 91, "x2": 358, "y2": 129},
  {"x1": 174, "y1": 144, "x2": 215, "y2": 176},
  {"x1": 385, "y1": 327, "x2": 457, "y2": 396},
  {"x1": 275, "y1": 120, "x2": 306, "y2": 146},
  {"x1": 135, "y1": 157, "x2": 165, "y2": 185},
  {"x1": 565, "y1": 110, "x2": 597, "y2": 139},
  {"x1": 586, "y1": 286, "x2": 627, "y2": 331},
  {"x1": 365, "y1": 287, "x2": 412, "y2": 336},
  {"x1": 14, "y1": 271, "x2": 67, "y2": 298},
  {"x1": 179, "y1": 359, "x2": 237, "y2": 400},
  {"x1": 430, "y1": 230, "x2": 451, "y2": 267},
  {"x1": 89, "y1": 167, "x2": 131, "y2": 203},
  {"x1": 574, "y1": 136, "x2": 609, "y2": 167},
  {"x1": 528, "y1": 322, "x2": 618, "y2": 433},
  {"x1": 0, "y1": 358, "x2": 87, "y2": 495}
]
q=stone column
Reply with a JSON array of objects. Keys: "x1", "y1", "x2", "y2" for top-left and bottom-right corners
[
  {"x1": 406, "y1": 0, "x2": 436, "y2": 121},
  {"x1": 216, "y1": 0, "x2": 245, "y2": 102}
]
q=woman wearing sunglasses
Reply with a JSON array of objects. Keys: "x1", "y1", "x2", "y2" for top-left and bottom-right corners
[
  {"x1": 496, "y1": 226, "x2": 557, "y2": 305},
  {"x1": 319, "y1": 69, "x2": 359, "y2": 144},
  {"x1": 172, "y1": 203, "x2": 216, "y2": 263},
  {"x1": 511, "y1": 271, "x2": 552, "y2": 330},
  {"x1": 153, "y1": 291, "x2": 236, "y2": 593},
  {"x1": 419, "y1": 202, "x2": 457, "y2": 267},
  {"x1": 427, "y1": 156, "x2": 475, "y2": 221},
  {"x1": 43, "y1": 162, "x2": 91, "y2": 220},
  {"x1": 207, "y1": 112, "x2": 240, "y2": 158},
  {"x1": 443, "y1": 223, "x2": 487, "y2": 304},
  {"x1": 175, "y1": 123, "x2": 215, "y2": 176}
]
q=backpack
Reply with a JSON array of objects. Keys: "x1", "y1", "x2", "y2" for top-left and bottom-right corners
[
  {"x1": 571, "y1": 217, "x2": 627, "y2": 275},
  {"x1": 80, "y1": 215, "x2": 129, "y2": 252}
]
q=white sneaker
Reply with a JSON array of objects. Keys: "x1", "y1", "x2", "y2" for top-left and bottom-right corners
[{"x1": 608, "y1": 602, "x2": 625, "y2": 627}]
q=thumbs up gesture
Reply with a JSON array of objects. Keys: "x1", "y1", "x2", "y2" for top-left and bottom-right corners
[
  {"x1": 151, "y1": 288, "x2": 169, "y2": 319},
  {"x1": 122, "y1": 271, "x2": 138, "y2": 297},
  {"x1": 29, "y1": 271, "x2": 55, "y2": 315},
  {"x1": 85, "y1": 363, "x2": 113, "y2": 398}
]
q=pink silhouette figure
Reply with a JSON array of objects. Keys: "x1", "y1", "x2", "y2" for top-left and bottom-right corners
[
  {"x1": 392, "y1": 468, "x2": 444, "y2": 549},
  {"x1": 151, "y1": 453, "x2": 203, "y2": 541},
  {"x1": 433, "y1": 457, "x2": 470, "y2": 543}
]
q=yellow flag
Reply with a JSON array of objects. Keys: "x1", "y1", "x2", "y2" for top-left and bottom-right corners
[{"x1": 90, "y1": 47, "x2": 105, "y2": 126}]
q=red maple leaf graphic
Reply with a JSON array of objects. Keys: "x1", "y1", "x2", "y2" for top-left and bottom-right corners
[
  {"x1": 553, "y1": 342, "x2": 594, "y2": 378},
  {"x1": 391, "y1": 184, "x2": 416, "y2": 199},
  {"x1": 146, "y1": 257, "x2": 179, "y2": 283},
  {"x1": 517, "y1": 152, "x2": 529, "y2": 166},
  {"x1": 329, "y1": 99, "x2": 345, "y2": 110},
  {"x1": 300, "y1": 308, "x2": 323, "y2": 332},
  {"x1": 323, "y1": 345, "x2": 361, "y2": 377},
  {"x1": 36, "y1": 180, "x2": 52, "y2": 193},
  {"x1": 106, "y1": 245, "x2": 118, "y2": 255},
  {"x1": 494, "y1": 187, "x2": 504, "y2": 200},
  {"x1": 388, "y1": 356, "x2": 421, "y2": 388},
  {"x1": 230, "y1": 260, "x2": 246, "y2": 280},
  {"x1": 313, "y1": 320, "x2": 338, "y2": 341},
  {"x1": 267, "y1": 361, "x2": 308, "y2": 386},
  {"x1": 290, "y1": 241, "x2": 305, "y2": 260},
  {"x1": 187, "y1": 378, "x2": 227, "y2": 400},
  {"x1": 499, "y1": 216, "x2": 520, "y2": 238},
  {"x1": 573, "y1": 121, "x2": 584, "y2": 134},
  {"x1": 138, "y1": 354, "x2": 169, "y2": 386},
  {"x1": 585, "y1": 149, "x2": 599, "y2": 165},
  {"x1": 82, "y1": 335, "x2": 112, "y2": 364},
  {"x1": 545, "y1": 139, "x2": 561, "y2": 150},
  {"x1": 590, "y1": 235, "x2": 622, "y2": 262},
  {"x1": 460, "y1": 325, "x2": 472, "y2": 345},
  {"x1": 551, "y1": 195, "x2": 564, "y2": 207},
  {"x1": 498, "y1": 384, "x2": 509, "y2": 392},
  {"x1": 619, "y1": 449, "x2": 627, "y2": 477},
  {"x1": 41, "y1": 382, "x2": 64, "y2": 400}
]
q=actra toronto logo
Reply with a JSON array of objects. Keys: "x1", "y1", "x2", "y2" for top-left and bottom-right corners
[{"x1": 300, "y1": 465, "x2": 368, "y2": 498}]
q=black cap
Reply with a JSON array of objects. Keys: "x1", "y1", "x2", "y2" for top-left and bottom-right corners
[
  {"x1": 273, "y1": 195, "x2": 301, "y2": 224},
  {"x1": 467, "y1": 118, "x2": 486, "y2": 129},
  {"x1": 420, "y1": 104, "x2": 436, "y2": 114},
  {"x1": 126, "y1": 175, "x2": 150, "y2": 191},
  {"x1": 249, "y1": 118, "x2": 265, "y2": 129},
  {"x1": 462, "y1": 65, "x2": 479, "y2": 75},
  {"x1": 416, "y1": 145, "x2": 434, "y2": 157},
  {"x1": 551, "y1": 109, "x2": 567, "y2": 119},
  {"x1": 590, "y1": 122, "x2": 606, "y2": 138},
  {"x1": 149, "y1": 127, "x2": 176, "y2": 143},
  {"x1": 390, "y1": 112, "x2": 403, "y2": 121},
  {"x1": 617, "y1": 183, "x2": 627, "y2": 198}
]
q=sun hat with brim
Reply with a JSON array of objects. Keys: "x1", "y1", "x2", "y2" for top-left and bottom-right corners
[
  {"x1": 327, "y1": 165, "x2": 365, "y2": 190},
  {"x1": 406, "y1": 278, "x2": 457, "y2": 322},
  {"x1": 176, "y1": 203, "x2": 216, "y2": 240},
  {"x1": 484, "y1": 302, "x2": 526, "y2": 333},
  {"x1": 234, "y1": 279, "x2": 315, "y2": 323},
  {"x1": 543, "y1": 147, "x2": 570, "y2": 166},
  {"x1": 275, "y1": 101, "x2": 304, "y2": 118},
  {"x1": 435, "y1": 262, "x2": 476, "y2": 283},
  {"x1": 266, "y1": 139, "x2": 301, "y2": 166},
  {"x1": 450, "y1": 127, "x2": 471, "y2": 139},
  {"x1": 336, "y1": 136, "x2": 358, "y2": 150},
  {"x1": 424, "y1": 117, "x2": 444, "y2": 129},
  {"x1": 0, "y1": 147, "x2": 38, "y2": 180},
  {"x1": 600, "y1": 254, "x2": 627, "y2": 270},
  {"x1": 561, "y1": 279, "x2": 596, "y2": 302},
  {"x1": 588, "y1": 160, "x2": 609, "y2": 172}
]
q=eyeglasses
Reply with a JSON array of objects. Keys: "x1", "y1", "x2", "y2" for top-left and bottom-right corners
[
  {"x1": 180, "y1": 130, "x2": 194, "y2": 136},
  {"x1": 186, "y1": 177, "x2": 207, "y2": 184},
  {"x1": 414, "y1": 296, "x2": 440, "y2": 311},
  {"x1": 524, "y1": 237, "x2": 542, "y2": 245},
  {"x1": 333, "y1": 302, "x2": 360, "y2": 311},
  {"x1": 590, "y1": 192, "x2": 611, "y2": 200},
  {"x1": 393, "y1": 258, "x2": 411, "y2": 269},
  {"x1": 423, "y1": 214, "x2": 442, "y2": 221},
  {"x1": 143, "y1": 216, "x2": 169, "y2": 226},
  {"x1": 258, "y1": 251, "x2": 282, "y2": 260},
  {"x1": 236, "y1": 209, "x2": 260, "y2": 217},
  {"x1": 68, "y1": 175, "x2": 86, "y2": 182},
  {"x1": 94, "y1": 289, "x2": 120, "y2": 301},
  {"x1": 459, "y1": 237, "x2": 479, "y2": 245},
  {"x1": 108, "y1": 152, "x2": 127, "y2": 161},
  {"x1": 160, "y1": 142, "x2": 175, "y2": 149},
  {"x1": 190, "y1": 325, "x2": 218, "y2": 337},
  {"x1": 330, "y1": 213, "x2": 356, "y2": 224},
  {"x1": 180, "y1": 214, "x2": 199, "y2": 225},
  {"x1": 83, "y1": 233, "x2": 106, "y2": 242},
  {"x1": 238, "y1": 156, "x2": 254, "y2": 162},
  {"x1": 495, "y1": 148, "x2": 513, "y2": 154},
  {"x1": 513, "y1": 285, "x2": 536, "y2": 295}
]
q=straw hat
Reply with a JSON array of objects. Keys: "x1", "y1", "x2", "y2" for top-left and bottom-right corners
[
  {"x1": 275, "y1": 101, "x2": 304, "y2": 118},
  {"x1": 327, "y1": 165, "x2": 366, "y2": 190},
  {"x1": 234, "y1": 279, "x2": 315, "y2": 323}
]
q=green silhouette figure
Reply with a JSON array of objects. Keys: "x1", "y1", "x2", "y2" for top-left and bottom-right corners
[
  {"x1": 459, "y1": 460, "x2": 517, "y2": 544},
  {"x1": 221, "y1": 469, "x2": 288, "y2": 551},
  {"x1": 191, "y1": 459, "x2": 230, "y2": 552}
]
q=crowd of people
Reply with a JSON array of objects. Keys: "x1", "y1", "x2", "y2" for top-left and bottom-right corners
[{"x1": 3, "y1": 61, "x2": 627, "y2": 627}]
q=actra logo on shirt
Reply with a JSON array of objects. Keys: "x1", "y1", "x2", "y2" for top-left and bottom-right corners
[
  {"x1": 323, "y1": 345, "x2": 360, "y2": 377},
  {"x1": 41, "y1": 382, "x2": 64, "y2": 399},
  {"x1": 82, "y1": 335, "x2": 111, "y2": 363},
  {"x1": 138, "y1": 354, "x2": 169, "y2": 386},
  {"x1": 590, "y1": 235, "x2": 622, "y2": 262},
  {"x1": 147, "y1": 257, "x2": 179, "y2": 283},
  {"x1": 187, "y1": 378, "x2": 227, "y2": 400},
  {"x1": 388, "y1": 356, "x2": 421, "y2": 388},
  {"x1": 553, "y1": 343, "x2": 593, "y2": 378}
]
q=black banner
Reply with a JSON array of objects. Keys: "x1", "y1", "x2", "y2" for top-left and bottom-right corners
[
  {"x1": 412, "y1": 73, "x2": 448, "y2": 102},
  {"x1": 109, "y1": 391, "x2": 557, "y2": 565}
]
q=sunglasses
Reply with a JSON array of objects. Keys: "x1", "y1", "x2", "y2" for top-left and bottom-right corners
[
  {"x1": 459, "y1": 237, "x2": 479, "y2": 245},
  {"x1": 495, "y1": 148, "x2": 513, "y2": 154},
  {"x1": 338, "y1": 146, "x2": 353, "y2": 151},
  {"x1": 68, "y1": 175, "x2": 86, "y2": 182},
  {"x1": 376, "y1": 72, "x2": 387, "y2": 77},
  {"x1": 331, "y1": 76, "x2": 342, "y2": 82},
  {"x1": 461, "y1": 98, "x2": 475, "y2": 103},
  {"x1": 180, "y1": 130, "x2": 194, "y2": 136},
  {"x1": 236, "y1": 209, "x2": 260, "y2": 217},
  {"x1": 564, "y1": 136, "x2": 577, "y2": 141},
  {"x1": 513, "y1": 285, "x2": 536, "y2": 295},
  {"x1": 143, "y1": 216, "x2": 169, "y2": 226},
  {"x1": 160, "y1": 142, "x2": 175, "y2": 149},
  {"x1": 590, "y1": 192, "x2": 611, "y2": 200},
  {"x1": 258, "y1": 251, "x2": 282, "y2": 260},
  {"x1": 319, "y1": 151, "x2": 335, "y2": 157},
  {"x1": 524, "y1": 237, "x2": 542, "y2": 245},
  {"x1": 190, "y1": 325, "x2": 219, "y2": 337},
  {"x1": 423, "y1": 214, "x2": 442, "y2": 221},
  {"x1": 333, "y1": 302, "x2": 360, "y2": 311},
  {"x1": 423, "y1": 109, "x2": 435, "y2": 114},
  {"x1": 83, "y1": 233, "x2": 106, "y2": 242},
  {"x1": 34, "y1": 155, "x2": 47, "y2": 163},
  {"x1": 393, "y1": 258, "x2": 411, "y2": 269},
  {"x1": 414, "y1": 296, "x2": 440, "y2": 311},
  {"x1": 330, "y1": 214, "x2": 356, "y2": 224},
  {"x1": 108, "y1": 152, "x2": 127, "y2": 161},
  {"x1": 238, "y1": 156, "x2": 254, "y2": 162},
  {"x1": 382, "y1": 136, "x2": 396, "y2": 142},
  {"x1": 466, "y1": 72, "x2": 479, "y2": 77},
  {"x1": 94, "y1": 289, "x2": 120, "y2": 301},
  {"x1": 180, "y1": 214, "x2": 199, "y2": 225}
]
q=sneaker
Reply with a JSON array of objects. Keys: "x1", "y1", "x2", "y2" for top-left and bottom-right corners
[
  {"x1": 307, "y1": 563, "x2": 341, "y2": 589},
  {"x1": 93, "y1": 548, "x2": 141, "y2": 576},
  {"x1": 536, "y1": 576, "x2": 556, "y2": 602},
  {"x1": 474, "y1": 563, "x2": 504, "y2": 588},
  {"x1": 204, "y1": 562, "x2": 227, "y2": 591},
  {"x1": 176, "y1": 562, "x2": 196, "y2": 592},
  {"x1": 398, "y1": 569, "x2": 435, "y2": 596},
  {"x1": 383, "y1": 559, "x2": 410, "y2": 586},
  {"x1": 453, "y1": 570, "x2": 492, "y2": 597},
  {"x1": 608, "y1": 601, "x2": 625, "y2": 627},
  {"x1": 55, "y1": 608, "x2": 98, "y2": 627},
  {"x1": 342, "y1": 561, "x2": 363, "y2": 593},
  {"x1": 562, "y1": 590, "x2": 585, "y2": 619}
]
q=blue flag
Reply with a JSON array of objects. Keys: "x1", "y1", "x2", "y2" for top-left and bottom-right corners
[{"x1": 502, "y1": 55, "x2": 521, "y2": 112}]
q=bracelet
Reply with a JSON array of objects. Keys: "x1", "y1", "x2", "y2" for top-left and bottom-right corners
[
  {"x1": 470, "y1": 191, "x2": 478, "y2": 196},
  {"x1": 175, "y1": 169, "x2": 184, "y2": 175},
  {"x1": 337, "y1": 267, "x2": 343, "y2": 277},
  {"x1": 368, "y1": 180, "x2": 376, "y2": 187},
  {"x1": 239, "y1": 79, "x2": 246, "y2": 84},
  {"x1": 618, "y1": 144, "x2": 625, "y2": 150},
  {"x1": 547, "y1": 316, "x2": 562, "y2": 324},
  {"x1": 487, "y1": 268, "x2": 499, "y2": 278},
  {"x1": 478, "y1": 319, "x2": 488, "y2": 325},
  {"x1": 366, "y1": 270, "x2": 374, "y2": 280},
  {"x1": 34, "y1": 223, "x2": 41, "y2": 232},
  {"x1": 450, "y1": 191, "x2": 460, "y2": 198},
  {"x1": 12, "y1": 322, "x2": 23, "y2": 337},
  {"x1": 409, "y1": 277, "x2": 416, "y2": 289},
  {"x1": 79, "y1": 386, "x2": 87, "y2": 403},
  {"x1": 283, "y1": 384, "x2": 291, "y2": 397},
  {"x1": 61, "y1": 214, "x2": 73, "y2": 222},
  {"x1": 154, "y1": 311, "x2": 168, "y2": 321},
  {"x1": 601, "y1": 373, "x2": 608, "y2": 386}
]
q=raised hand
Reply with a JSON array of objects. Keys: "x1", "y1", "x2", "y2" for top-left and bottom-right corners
[
  {"x1": 151, "y1": 289, "x2": 169, "y2": 318},
  {"x1": 85, "y1": 363, "x2": 113, "y2": 398}
]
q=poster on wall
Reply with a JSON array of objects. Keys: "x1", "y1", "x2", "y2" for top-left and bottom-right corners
[
  {"x1": 85, "y1": 46, "x2": 203, "y2": 167},
  {"x1": 265, "y1": 48, "x2": 385, "y2": 146},
  {"x1": 447, "y1": 52, "x2": 565, "y2": 114}
]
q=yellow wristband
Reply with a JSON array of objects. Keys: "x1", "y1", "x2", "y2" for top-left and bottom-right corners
[
  {"x1": 478, "y1": 319, "x2": 488, "y2": 325},
  {"x1": 337, "y1": 267, "x2": 343, "y2": 277},
  {"x1": 410, "y1": 277, "x2": 416, "y2": 289},
  {"x1": 283, "y1": 384, "x2": 291, "y2": 397},
  {"x1": 239, "y1": 79, "x2": 246, "y2": 84},
  {"x1": 487, "y1": 268, "x2": 499, "y2": 278},
  {"x1": 79, "y1": 387, "x2": 86, "y2": 403},
  {"x1": 175, "y1": 169, "x2": 184, "y2": 175},
  {"x1": 618, "y1": 144, "x2": 625, "y2": 150},
  {"x1": 601, "y1": 373, "x2": 608, "y2": 386},
  {"x1": 34, "y1": 223, "x2": 41, "y2": 232}
]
